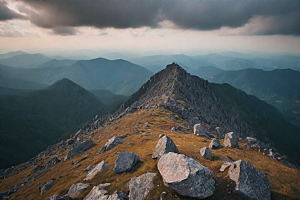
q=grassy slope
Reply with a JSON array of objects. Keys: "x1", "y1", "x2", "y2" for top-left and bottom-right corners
[{"x1": 1, "y1": 107, "x2": 299, "y2": 200}]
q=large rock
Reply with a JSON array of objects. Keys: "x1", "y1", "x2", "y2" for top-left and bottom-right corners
[
  {"x1": 84, "y1": 161, "x2": 109, "y2": 181},
  {"x1": 228, "y1": 160, "x2": 270, "y2": 200},
  {"x1": 40, "y1": 180, "x2": 54, "y2": 194},
  {"x1": 66, "y1": 183, "x2": 90, "y2": 198},
  {"x1": 66, "y1": 140, "x2": 94, "y2": 160},
  {"x1": 45, "y1": 195, "x2": 73, "y2": 200},
  {"x1": 209, "y1": 138, "x2": 222, "y2": 149},
  {"x1": 158, "y1": 152, "x2": 215, "y2": 199},
  {"x1": 200, "y1": 147, "x2": 212, "y2": 160},
  {"x1": 194, "y1": 124, "x2": 209, "y2": 138},
  {"x1": 114, "y1": 152, "x2": 139, "y2": 174},
  {"x1": 127, "y1": 172, "x2": 156, "y2": 200},
  {"x1": 83, "y1": 183, "x2": 127, "y2": 200},
  {"x1": 224, "y1": 132, "x2": 239, "y2": 148},
  {"x1": 31, "y1": 165, "x2": 44, "y2": 174},
  {"x1": 45, "y1": 156, "x2": 60, "y2": 169},
  {"x1": 152, "y1": 135, "x2": 179, "y2": 159},
  {"x1": 99, "y1": 136, "x2": 123, "y2": 154}
]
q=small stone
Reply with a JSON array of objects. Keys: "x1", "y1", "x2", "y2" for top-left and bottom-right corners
[
  {"x1": 66, "y1": 183, "x2": 90, "y2": 198},
  {"x1": 209, "y1": 138, "x2": 222, "y2": 149},
  {"x1": 114, "y1": 152, "x2": 139, "y2": 174},
  {"x1": 200, "y1": 147, "x2": 212, "y2": 160}
]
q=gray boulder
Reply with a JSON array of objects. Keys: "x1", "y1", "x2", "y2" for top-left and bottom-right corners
[
  {"x1": 83, "y1": 183, "x2": 127, "y2": 200},
  {"x1": 40, "y1": 180, "x2": 54, "y2": 194},
  {"x1": 224, "y1": 132, "x2": 239, "y2": 148},
  {"x1": 158, "y1": 152, "x2": 215, "y2": 199},
  {"x1": 45, "y1": 195, "x2": 73, "y2": 200},
  {"x1": 31, "y1": 165, "x2": 44, "y2": 174},
  {"x1": 66, "y1": 140, "x2": 94, "y2": 160},
  {"x1": 228, "y1": 160, "x2": 270, "y2": 200},
  {"x1": 200, "y1": 147, "x2": 212, "y2": 160},
  {"x1": 194, "y1": 124, "x2": 209, "y2": 138},
  {"x1": 84, "y1": 160, "x2": 109, "y2": 181},
  {"x1": 67, "y1": 138, "x2": 76, "y2": 145},
  {"x1": 84, "y1": 166, "x2": 93, "y2": 171},
  {"x1": 114, "y1": 152, "x2": 139, "y2": 174},
  {"x1": 152, "y1": 135, "x2": 179, "y2": 159},
  {"x1": 171, "y1": 126, "x2": 183, "y2": 132},
  {"x1": 127, "y1": 172, "x2": 156, "y2": 200},
  {"x1": 99, "y1": 136, "x2": 123, "y2": 154},
  {"x1": 45, "y1": 156, "x2": 60, "y2": 169},
  {"x1": 66, "y1": 183, "x2": 89, "y2": 198},
  {"x1": 209, "y1": 138, "x2": 222, "y2": 149}
]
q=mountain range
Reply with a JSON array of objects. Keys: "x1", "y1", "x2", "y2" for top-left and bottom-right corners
[{"x1": 0, "y1": 63, "x2": 299, "y2": 200}]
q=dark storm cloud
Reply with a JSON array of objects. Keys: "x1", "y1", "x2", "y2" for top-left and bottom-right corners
[
  {"x1": 51, "y1": 26, "x2": 77, "y2": 36},
  {"x1": 17, "y1": 0, "x2": 300, "y2": 35},
  {"x1": 0, "y1": 1, "x2": 23, "y2": 21}
]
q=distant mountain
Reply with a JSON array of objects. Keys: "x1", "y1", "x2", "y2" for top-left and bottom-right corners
[
  {"x1": 130, "y1": 54, "x2": 211, "y2": 73},
  {"x1": 0, "y1": 51, "x2": 27, "y2": 60},
  {"x1": 0, "y1": 53, "x2": 51, "y2": 68},
  {"x1": 0, "y1": 78, "x2": 108, "y2": 169},
  {"x1": 38, "y1": 59, "x2": 77, "y2": 68},
  {"x1": 0, "y1": 58, "x2": 153, "y2": 95},
  {"x1": 195, "y1": 68, "x2": 300, "y2": 127},
  {"x1": 117, "y1": 63, "x2": 300, "y2": 164},
  {"x1": 0, "y1": 67, "x2": 47, "y2": 89},
  {"x1": 90, "y1": 89, "x2": 128, "y2": 110},
  {"x1": 0, "y1": 86, "x2": 31, "y2": 96}
]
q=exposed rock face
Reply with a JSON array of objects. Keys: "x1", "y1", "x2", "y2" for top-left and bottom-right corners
[
  {"x1": 66, "y1": 183, "x2": 89, "y2": 198},
  {"x1": 127, "y1": 172, "x2": 156, "y2": 200},
  {"x1": 66, "y1": 140, "x2": 94, "y2": 160},
  {"x1": 83, "y1": 183, "x2": 111, "y2": 200},
  {"x1": 45, "y1": 156, "x2": 60, "y2": 169},
  {"x1": 194, "y1": 124, "x2": 209, "y2": 138},
  {"x1": 45, "y1": 195, "x2": 73, "y2": 200},
  {"x1": 31, "y1": 165, "x2": 44, "y2": 174},
  {"x1": 228, "y1": 160, "x2": 271, "y2": 200},
  {"x1": 171, "y1": 126, "x2": 183, "y2": 132},
  {"x1": 209, "y1": 138, "x2": 222, "y2": 149},
  {"x1": 99, "y1": 136, "x2": 124, "y2": 154},
  {"x1": 200, "y1": 147, "x2": 212, "y2": 160},
  {"x1": 84, "y1": 166, "x2": 93, "y2": 171},
  {"x1": 224, "y1": 132, "x2": 239, "y2": 148},
  {"x1": 67, "y1": 138, "x2": 76, "y2": 145},
  {"x1": 40, "y1": 180, "x2": 54, "y2": 194},
  {"x1": 152, "y1": 135, "x2": 179, "y2": 159},
  {"x1": 84, "y1": 161, "x2": 109, "y2": 181},
  {"x1": 83, "y1": 183, "x2": 127, "y2": 200},
  {"x1": 114, "y1": 152, "x2": 139, "y2": 174},
  {"x1": 158, "y1": 152, "x2": 215, "y2": 199}
]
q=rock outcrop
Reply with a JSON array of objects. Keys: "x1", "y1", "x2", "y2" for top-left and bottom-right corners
[
  {"x1": 224, "y1": 132, "x2": 239, "y2": 148},
  {"x1": 200, "y1": 147, "x2": 212, "y2": 160},
  {"x1": 209, "y1": 138, "x2": 222, "y2": 149},
  {"x1": 66, "y1": 183, "x2": 90, "y2": 198},
  {"x1": 66, "y1": 140, "x2": 94, "y2": 160},
  {"x1": 45, "y1": 195, "x2": 73, "y2": 200},
  {"x1": 40, "y1": 180, "x2": 54, "y2": 194},
  {"x1": 158, "y1": 152, "x2": 215, "y2": 199},
  {"x1": 99, "y1": 136, "x2": 124, "y2": 154},
  {"x1": 114, "y1": 152, "x2": 140, "y2": 174},
  {"x1": 84, "y1": 160, "x2": 109, "y2": 181},
  {"x1": 152, "y1": 135, "x2": 179, "y2": 159},
  {"x1": 127, "y1": 172, "x2": 156, "y2": 200},
  {"x1": 45, "y1": 156, "x2": 60, "y2": 169},
  {"x1": 228, "y1": 160, "x2": 271, "y2": 200},
  {"x1": 83, "y1": 183, "x2": 127, "y2": 200},
  {"x1": 194, "y1": 124, "x2": 209, "y2": 138}
]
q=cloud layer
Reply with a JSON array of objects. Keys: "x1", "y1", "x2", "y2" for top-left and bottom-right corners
[{"x1": 2, "y1": 0, "x2": 300, "y2": 35}]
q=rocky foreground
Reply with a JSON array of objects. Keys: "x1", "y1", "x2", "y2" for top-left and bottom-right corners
[{"x1": 0, "y1": 107, "x2": 299, "y2": 200}]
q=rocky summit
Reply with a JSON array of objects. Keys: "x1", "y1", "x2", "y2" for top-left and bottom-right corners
[{"x1": 0, "y1": 63, "x2": 299, "y2": 200}]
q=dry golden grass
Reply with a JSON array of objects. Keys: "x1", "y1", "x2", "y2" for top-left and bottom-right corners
[{"x1": 0, "y1": 108, "x2": 299, "y2": 200}]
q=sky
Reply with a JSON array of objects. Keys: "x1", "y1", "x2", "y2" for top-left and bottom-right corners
[{"x1": 0, "y1": 0, "x2": 299, "y2": 56}]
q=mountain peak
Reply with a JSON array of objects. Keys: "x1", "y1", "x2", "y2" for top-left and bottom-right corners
[{"x1": 47, "y1": 78, "x2": 84, "y2": 91}]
